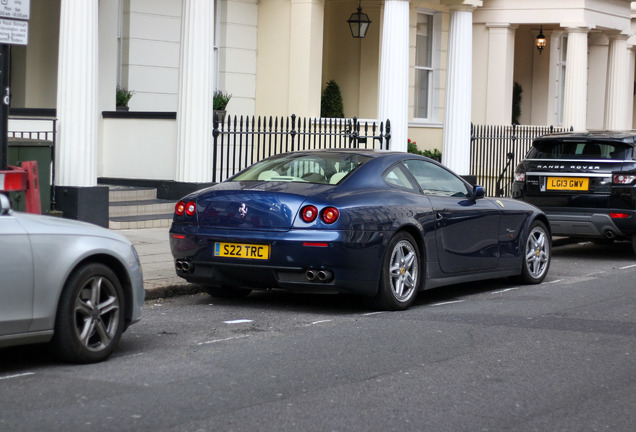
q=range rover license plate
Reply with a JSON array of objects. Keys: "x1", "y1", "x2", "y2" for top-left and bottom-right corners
[
  {"x1": 546, "y1": 177, "x2": 589, "y2": 191},
  {"x1": 214, "y1": 242, "x2": 270, "y2": 260}
]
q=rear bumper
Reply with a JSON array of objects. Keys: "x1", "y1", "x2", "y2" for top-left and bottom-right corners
[
  {"x1": 545, "y1": 209, "x2": 636, "y2": 239},
  {"x1": 169, "y1": 227, "x2": 386, "y2": 296}
]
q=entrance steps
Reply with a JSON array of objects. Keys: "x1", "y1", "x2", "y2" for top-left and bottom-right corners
[{"x1": 107, "y1": 186, "x2": 175, "y2": 230}]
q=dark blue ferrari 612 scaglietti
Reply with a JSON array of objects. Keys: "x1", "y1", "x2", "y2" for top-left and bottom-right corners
[{"x1": 169, "y1": 150, "x2": 551, "y2": 310}]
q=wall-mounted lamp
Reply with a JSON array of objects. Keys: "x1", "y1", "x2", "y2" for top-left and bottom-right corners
[
  {"x1": 536, "y1": 26, "x2": 547, "y2": 54},
  {"x1": 347, "y1": 1, "x2": 371, "y2": 38}
]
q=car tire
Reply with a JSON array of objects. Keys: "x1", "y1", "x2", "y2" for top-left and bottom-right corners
[
  {"x1": 204, "y1": 285, "x2": 252, "y2": 298},
  {"x1": 369, "y1": 232, "x2": 421, "y2": 311},
  {"x1": 51, "y1": 263, "x2": 125, "y2": 363},
  {"x1": 518, "y1": 220, "x2": 551, "y2": 284}
]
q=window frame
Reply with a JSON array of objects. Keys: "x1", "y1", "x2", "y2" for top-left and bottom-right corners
[{"x1": 413, "y1": 9, "x2": 442, "y2": 123}]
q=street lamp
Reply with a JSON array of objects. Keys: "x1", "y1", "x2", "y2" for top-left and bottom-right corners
[
  {"x1": 536, "y1": 26, "x2": 547, "y2": 54},
  {"x1": 347, "y1": 1, "x2": 371, "y2": 38}
]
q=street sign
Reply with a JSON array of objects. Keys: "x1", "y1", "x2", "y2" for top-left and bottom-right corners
[
  {"x1": 0, "y1": 18, "x2": 27, "y2": 45},
  {"x1": 0, "y1": 0, "x2": 30, "y2": 20}
]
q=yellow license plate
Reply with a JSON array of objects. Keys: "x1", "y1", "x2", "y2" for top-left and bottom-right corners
[
  {"x1": 214, "y1": 242, "x2": 270, "y2": 260},
  {"x1": 546, "y1": 177, "x2": 589, "y2": 191}
]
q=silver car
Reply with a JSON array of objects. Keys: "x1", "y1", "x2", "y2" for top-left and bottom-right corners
[{"x1": 0, "y1": 194, "x2": 144, "y2": 363}]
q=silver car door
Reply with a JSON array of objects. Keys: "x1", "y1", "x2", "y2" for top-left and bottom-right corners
[{"x1": 0, "y1": 212, "x2": 35, "y2": 336}]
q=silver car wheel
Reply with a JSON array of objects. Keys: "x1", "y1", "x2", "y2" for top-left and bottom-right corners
[
  {"x1": 525, "y1": 225, "x2": 549, "y2": 280},
  {"x1": 52, "y1": 263, "x2": 125, "y2": 363},
  {"x1": 74, "y1": 276, "x2": 121, "y2": 352},
  {"x1": 388, "y1": 239, "x2": 419, "y2": 302}
]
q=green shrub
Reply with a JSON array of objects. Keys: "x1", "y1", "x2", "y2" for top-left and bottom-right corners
[
  {"x1": 408, "y1": 139, "x2": 441, "y2": 161},
  {"x1": 320, "y1": 80, "x2": 344, "y2": 118},
  {"x1": 213, "y1": 90, "x2": 232, "y2": 110},
  {"x1": 116, "y1": 86, "x2": 134, "y2": 107}
]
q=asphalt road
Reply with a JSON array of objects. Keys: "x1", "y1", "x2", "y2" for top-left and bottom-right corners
[{"x1": 1, "y1": 240, "x2": 635, "y2": 432}]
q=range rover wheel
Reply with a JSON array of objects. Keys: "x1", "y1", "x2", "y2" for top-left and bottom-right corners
[
  {"x1": 519, "y1": 220, "x2": 551, "y2": 284},
  {"x1": 370, "y1": 232, "x2": 421, "y2": 311}
]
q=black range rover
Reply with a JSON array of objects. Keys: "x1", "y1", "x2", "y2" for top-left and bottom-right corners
[{"x1": 511, "y1": 131, "x2": 636, "y2": 255}]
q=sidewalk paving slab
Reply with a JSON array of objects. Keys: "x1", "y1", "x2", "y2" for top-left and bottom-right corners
[{"x1": 118, "y1": 227, "x2": 205, "y2": 300}]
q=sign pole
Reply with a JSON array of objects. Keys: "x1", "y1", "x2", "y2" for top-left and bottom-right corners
[{"x1": 0, "y1": 43, "x2": 8, "y2": 171}]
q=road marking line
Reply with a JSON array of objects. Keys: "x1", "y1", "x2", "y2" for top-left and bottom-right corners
[
  {"x1": 362, "y1": 311, "x2": 386, "y2": 316},
  {"x1": 492, "y1": 288, "x2": 518, "y2": 294},
  {"x1": 0, "y1": 372, "x2": 35, "y2": 381},
  {"x1": 430, "y1": 300, "x2": 463, "y2": 306},
  {"x1": 620, "y1": 264, "x2": 636, "y2": 270},
  {"x1": 310, "y1": 320, "x2": 332, "y2": 325},
  {"x1": 197, "y1": 335, "x2": 249, "y2": 345},
  {"x1": 584, "y1": 271, "x2": 605, "y2": 277},
  {"x1": 224, "y1": 319, "x2": 253, "y2": 324},
  {"x1": 544, "y1": 279, "x2": 562, "y2": 284}
]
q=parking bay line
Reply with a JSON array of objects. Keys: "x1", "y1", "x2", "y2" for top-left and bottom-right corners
[
  {"x1": 430, "y1": 300, "x2": 464, "y2": 307},
  {"x1": 0, "y1": 372, "x2": 35, "y2": 381},
  {"x1": 620, "y1": 264, "x2": 636, "y2": 270}
]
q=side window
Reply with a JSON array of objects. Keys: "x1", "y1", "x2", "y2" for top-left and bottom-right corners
[
  {"x1": 383, "y1": 165, "x2": 417, "y2": 192},
  {"x1": 403, "y1": 159, "x2": 470, "y2": 197}
]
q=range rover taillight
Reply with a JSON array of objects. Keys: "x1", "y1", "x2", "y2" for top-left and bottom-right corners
[
  {"x1": 613, "y1": 174, "x2": 636, "y2": 185},
  {"x1": 515, "y1": 172, "x2": 526, "y2": 182}
]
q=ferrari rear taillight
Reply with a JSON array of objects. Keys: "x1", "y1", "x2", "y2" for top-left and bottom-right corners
[
  {"x1": 301, "y1": 205, "x2": 318, "y2": 222},
  {"x1": 300, "y1": 205, "x2": 339, "y2": 224},
  {"x1": 175, "y1": 201, "x2": 186, "y2": 216},
  {"x1": 321, "y1": 207, "x2": 339, "y2": 224},
  {"x1": 175, "y1": 200, "x2": 196, "y2": 217},
  {"x1": 610, "y1": 212, "x2": 630, "y2": 219},
  {"x1": 185, "y1": 201, "x2": 196, "y2": 216}
]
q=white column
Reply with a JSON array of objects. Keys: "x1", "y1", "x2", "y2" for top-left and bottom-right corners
[
  {"x1": 485, "y1": 24, "x2": 517, "y2": 124},
  {"x1": 605, "y1": 34, "x2": 630, "y2": 130},
  {"x1": 288, "y1": 0, "x2": 324, "y2": 117},
  {"x1": 56, "y1": 0, "x2": 98, "y2": 187},
  {"x1": 378, "y1": 0, "x2": 409, "y2": 152},
  {"x1": 562, "y1": 27, "x2": 589, "y2": 131},
  {"x1": 442, "y1": 5, "x2": 476, "y2": 175},
  {"x1": 628, "y1": 45, "x2": 636, "y2": 128},
  {"x1": 176, "y1": 0, "x2": 215, "y2": 183}
]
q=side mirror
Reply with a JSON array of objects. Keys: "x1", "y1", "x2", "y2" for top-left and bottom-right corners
[
  {"x1": 0, "y1": 193, "x2": 11, "y2": 215},
  {"x1": 472, "y1": 185, "x2": 485, "y2": 200}
]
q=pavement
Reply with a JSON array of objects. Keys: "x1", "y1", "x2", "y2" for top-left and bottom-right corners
[{"x1": 118, "y1": 227, "x2": 205, "y2": 300}]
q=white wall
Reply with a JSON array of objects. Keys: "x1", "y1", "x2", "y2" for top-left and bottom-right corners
[
  {"x1": 219, "y1": 0, "x2": 258, "y2": 116},
  {"x1": 102, "y1": 118, "x2": 177, "y2": 180},
  {"x1": 122, "y1": 0, "x2": 182, "y2": 111}
]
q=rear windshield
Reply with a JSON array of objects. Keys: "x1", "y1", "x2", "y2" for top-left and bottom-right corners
[
  {"x1": 527, "y1": 140, "x2": 634, "y2": 160},
  {"x1": 230, "y1": 152, "x2": 371, "y2": 184}
]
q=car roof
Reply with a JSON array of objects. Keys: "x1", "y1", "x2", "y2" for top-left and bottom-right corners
[
  {"x1": 535, "y1": 131, "x2": 636, "y2": 145},
  {"x1": 285, "y1": 148, "x2": 404, "y2": 157}
]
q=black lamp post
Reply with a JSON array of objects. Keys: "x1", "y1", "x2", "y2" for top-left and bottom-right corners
[
  {"x1": 536, "y1": 26, "x2": 547, "y2": 54},
  {"x1": 347, "y1": 1, "x2": 371, "y2": 38}
]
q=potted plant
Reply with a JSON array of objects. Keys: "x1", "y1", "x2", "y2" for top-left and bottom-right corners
[
  {"x1": 213, "y1": 90, "x2": 231, "y2": 122},
  {"x1": 116, "y1": 86, "x2": 135, "y2": 111}
]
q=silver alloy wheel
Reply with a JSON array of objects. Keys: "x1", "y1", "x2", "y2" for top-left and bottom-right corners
[
  {"x1": 388, "y1": 239, "x2": 419, "y2": 302},
  {"x1": 74, "y1": 276, "x2": 121, "y2": 352},
  {"x1": 525, "y1": 226, "x2": 549, "y2": 280}
]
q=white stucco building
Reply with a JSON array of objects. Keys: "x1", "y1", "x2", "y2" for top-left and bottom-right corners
[{"x1": 7, "y1": 0, "x2": 636, "y2": 222}]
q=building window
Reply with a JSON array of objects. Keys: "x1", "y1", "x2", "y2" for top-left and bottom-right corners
[{"x1": 414, "y1": 11, "x2": 441, "y2": 122}]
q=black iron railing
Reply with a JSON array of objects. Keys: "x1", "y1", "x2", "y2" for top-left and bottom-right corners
[
  {"x1": 212, "y1": 114, "x2": 391, "y2": 182},
  {"x1": 470, "y1": 123, "x2": 571, "y2": 197}
]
